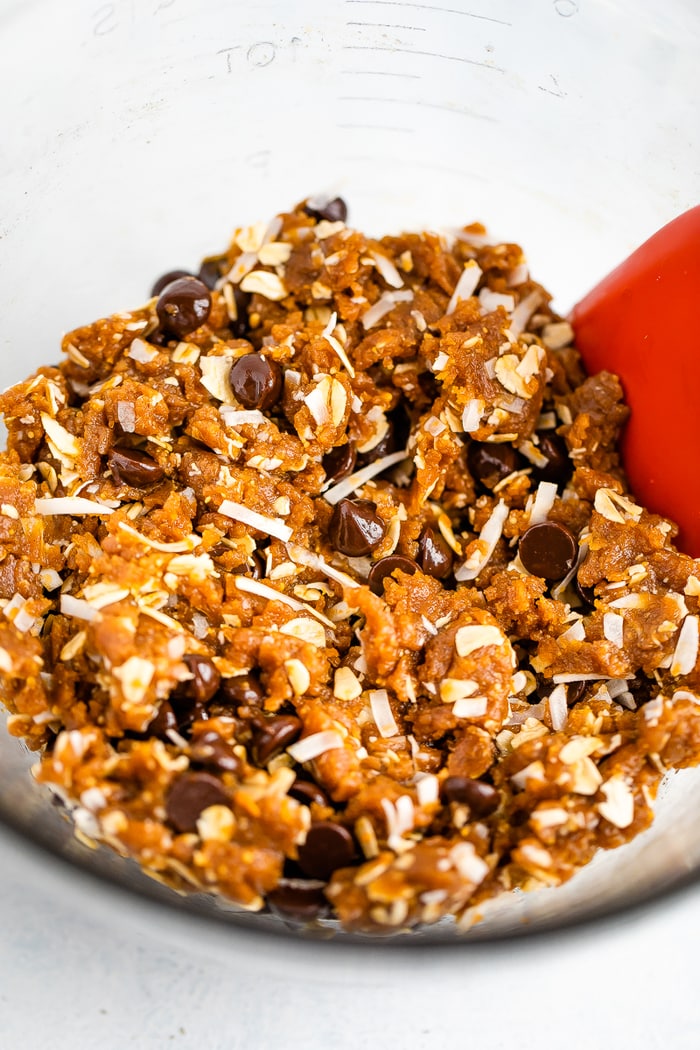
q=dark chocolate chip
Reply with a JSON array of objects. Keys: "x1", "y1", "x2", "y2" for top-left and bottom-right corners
[
  {"x1": 467, "y1": 441, "x2": 524, "y2": 489},
  {"x1": 231, "y1": 550, "x2": 265, "y2": 580},
  {"x1": 322, "y1": 441, "x2": 357, "y2": 485},
  {"x1": 165, "y1": 772, "x2": 230, "y2": 833},
  {"x1": 575, "y1": 574, "x2": 596, "y2": 609},
  {"x1": 170, "y1": 696, "x2": 208, "y2": 734},
  {"x1": 182, "y1": 654, "x2": 221, "y2": 704},
  {"x1": 218, "y1": 672, "x2": 265, "y2": 707},
  {"x1": 197, "y1": 258, "x2": 224, "y2": 290},
  {"x1": 441, "y1": 776, "x2": 500, "y2": 817},
  {"x1": 304, "y1": 196, "x2": 348, "y2": 223},
  {"x1": 267, "y1": 879, "x2": 329, "y2": 922},
  {"x1": 150, "y1": 269, "x2": 192, "y2": 298},
  {"x1": 566, "y1": 681, "x2": 587, "y2": 707},
  {"x1": 518, "y1": 521, "x2": 578, "y2": 581},
  {"x1": 418, "y1": 526, "x2": 454, "y2": 580},
  {"x1": 189, "y1": 730, "x2": 240, "y2": 773},
  {"x1": 532, "y1": 431, "x2": 572, "y2": 487},
  {"x1": 155, "y1": 277, "x2": 211, "y2": 339},
  {"x1": 108, "y1": 446, "x2": 165, "y2": 487},
  {"x1": 328, "y1": 498, "x2": 386, "y2": 557},
  {"x1": 229, "y1": 354, "x2": 282, "y2": 411},
  {"x1": 145, "y1": 699, "x2": 178, "y2": 739},
  {"x1": 228, "y1": 287, "x2": 250, "y2": 339},
  {"x1": 251, "y1": 715, "x2": 303, "y2": 765},
  {"x1": 297, "y1": 821, "x2": 356, "y2": 881},
  {"x1": 368, "y1": 555, "x2": 418, "y2": 595},
  {"x1": 356, "y1": 404, "x2": 411, "y2": 468},
  {"x1": 288, "y1": 778, "x2": 330, "y2": 808}
]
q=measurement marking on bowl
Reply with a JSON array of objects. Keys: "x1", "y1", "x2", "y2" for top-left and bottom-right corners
[
  {"x1": 344, "y1": 0, "x2": 512, "y2": 27},
  {"x1": 339, "y1": 95, "x2": 496, "y2": 123},
  {"x1": 346, "y1": 21, "x2": 427, "y2": 30},
  {"x1": 342, "y1": 44, "x2": 505, "y2": 72}
]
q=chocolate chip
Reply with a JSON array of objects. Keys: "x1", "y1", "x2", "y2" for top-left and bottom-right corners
[
  {"x1": 145, "y1": 700, "x2": 178, "y2": 739},
  {"x1": 150, "y1": 269, "x2": 192, "y2": 298},
  {"x1": 155, "y1": 277, "x2": 211, "y2": 339},
  {"x1": 322, "y1": 441, "x2": 357, "y2": 485},
  {"x1": 108, "y1": 446, "x2": 164, "y2": 487},
  {"x1": 218, "y1": 672, "x2": 265, "y2": 707},
  {"x1": 297, "y1": 821, "x2": 356, "y2": 880},
  {"x1": 228, "y1": 287, "x2": 250, "y2": 339},
  {"x1": 575, "y1": 574, "x2": 596, "y2": 610},
  {"x1": 532, "y1": 431, "x2": 572, "y2": 487},
  {"x1": 518, "y1": 521, "x2": 578, "y2": 581},
  {"x1": 189, "y1": 730, "x2": 240, "y2": 773},
  {"x1": 231, "y1": 550, "x2": 265, "y2": 580},
  {"x1": 418, "y1": 526, "x2": 454, "y2": 580},
  {"x1": 467, "y1": 441, "x2": 524, "y2": 489},
  {"x1": 267, "y1": 879, "x2": 329, "y2": 922},
  {"x1": 182, "y1": 654, "x2": 221, "y2": 704},
  {"x1": 441, "y1": 776, "x2": 500, "y2": 817},
  {"x1": 229, "y1": 354, "x2": 282, "y2": 410},
  {"x1": 356, "y1": 404, "x2": 411, "y2": 468},
  {"x1": 165, "y1": 772, "x2": 230, "y2": 833},
  {"x1": 304, "y1": 196, "x2": 348, "y2": 223},
  {"x1": 197, "y1": 258, "x2": 224, "y2": 290},
  {"x1": 328, "y1": 498, "x2": 386, "y2": 556},
  {"x1": 368, "y1": 555, "x2": 418, "y2": 595},
  {"x1": 566, "y1": 681, "x2": 587, "y2": 707},
  {"x1": 251, "y1": 715, "x2": 303, "y2": 765},
  {"x1": 288, "y1": 778, "x2": 330, "y2": 808}
]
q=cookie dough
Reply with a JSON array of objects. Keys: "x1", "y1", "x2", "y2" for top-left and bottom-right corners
[{"x1": 1, "y1": 197, "x2": 699, "y2": 934}]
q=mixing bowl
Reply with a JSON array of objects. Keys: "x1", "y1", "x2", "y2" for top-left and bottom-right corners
[{"x1": 1, "y1": 0, "x2": 699, "y2": 943}]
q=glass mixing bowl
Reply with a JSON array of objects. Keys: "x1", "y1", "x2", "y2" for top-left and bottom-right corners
[{"x1": 1, "y1": 0, "x2": 698, "y2": 943}]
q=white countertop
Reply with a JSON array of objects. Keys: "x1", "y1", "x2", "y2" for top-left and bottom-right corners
[{"x1": 1, "y1": 827, "x2": 699, "y2": 1049}]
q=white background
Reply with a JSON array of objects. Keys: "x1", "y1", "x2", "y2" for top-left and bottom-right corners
[{"x1": 1, "y1": 827, "x2": 699, "y2": 1049}]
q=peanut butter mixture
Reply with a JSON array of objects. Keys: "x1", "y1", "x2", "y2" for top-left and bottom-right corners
[{"x1": 1, "y1": 198, "x2": 699, "y2": 934}]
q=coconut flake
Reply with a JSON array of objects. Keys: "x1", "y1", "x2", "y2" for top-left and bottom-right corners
[
  {"x1": 381, "y1": 795, "x2": 415, "y2": 852},
  {"x1": 455, "y1": 500, "x2": 508, "y2": 581},
  {"x1": 597, "y1": 777, "x2": 634, "y2": 829},
  {"x1": 287, "y1": 730, "x2": 345, "y2": 763},
  {"x1": 369, "y1": 689, "x2": 399, "y2": 738},
  {"x1": 603, "y1": 612, "x2": 625, "y2": 648},
  {"x1": 239, "y1": 270, "x2": 287, "y2": 301},
  {"x1": 527, "y1": 480, "x2": 558, "y2": 526},
  {"x1": 553, "y1": 672, "x2": 632, "y2": 684},
  {"x1": 446, "y1": 261, "x2": 482, "y2": 315},
  {"x1": 671, "y1": 615, "x2": 699, "y2": 676},
  {"x1": 547, "y1": 684, "x2": 568, "y2": 730},
  {"x1": 559, "y1": 618, "x2": 586, "y2": 642},
  {"x1": 479, "y1": 288, "x2": 515, "y2": 314},
  {"x1": 127, "y1": 338, "x2": 159, "y2": 363},
  {"x1": 462, "y1": 399, "x2": 485, "y2": 433},
  {"x1": 233, "y1": 575, "x2": 334, "y2": 629},
  {"x1": 449, "y1": 842, "x2": 489, "y2": 884},
  {"x1": 279, "y1": 617, "x2": 327, "y2": 649},
  {"x1": 361, "y1": 289, "x2": 413, "y2": 330},
  {"x1": 508, "y1": 290, "x2": 542, "y2": 338},
  {"x1": 220, "y1": 407, "x2": 268, "y2": 427},
  {"x1": 369, "y1": 250, "x2": 403, "y2": 289},
  {"x1": 414, "y1": 773, "x2": 440, "y2": 807},
  {"x1": 323, "y1": 449, "x2": 409, "y2": 505},
  {"x1": 113, "y1": 656, "x2": 155, "y2": 706},
  {"x1": 116, "y1": 401, "x2": 136, "y2": 433},
  {"x1": 59, "y1": 595, "x2": 101, "y2": 622},
  {"x1": 452, "y1": 696, "x2": 488, "y2": 718},
  {"x1": 117, "y1": 522, "x2": 197, "y2": 552},
  {"x1": 455, "y1": 624, "x2": 505, "y2": 658},
  {"x1": 286, "y1": 543, "x2": 359, "y2": 589},
  {"x1": 199, "y1": 356, "x2": 234, "y2": 402},
  {"x1": 40, "y1": 413, "x2": 80, "y2": 460},
  {"x1": 35, "y1": 497, "x2": 114, "y2": 516},
  {"x1": 321, "y1": 311, "x2": 356, "y2": 378},
  {"x1": 218, "y1": 499, "x2": 292, "y2": 542},
  {"x1": 551, "y1": 541, "x2": 589, "y2": 601}
]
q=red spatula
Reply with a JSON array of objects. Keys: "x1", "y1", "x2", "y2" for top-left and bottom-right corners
[{"x1": 571, "y1": 205, "x2": 700, "y2": 557}]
